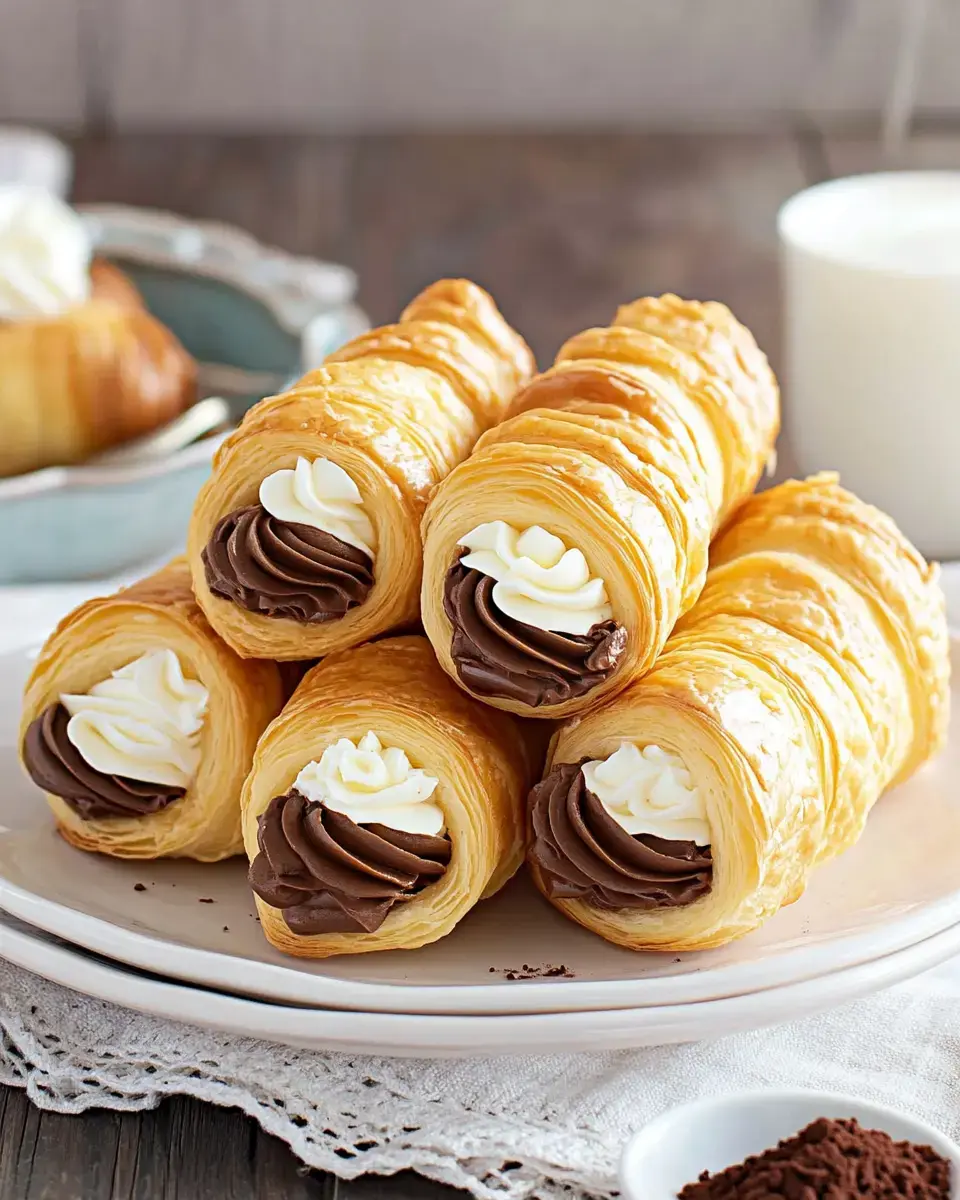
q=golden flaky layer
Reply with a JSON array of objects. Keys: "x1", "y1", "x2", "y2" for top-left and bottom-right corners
[
  {"x1": 421, "y1": 293, "x2": 780, "y2": 718},
  {"x1": 0, "y1": 261, "x2": 197, "y2": 478},
  {"x1": 20, "y1": 559, "x2": 285, "y2": 861},
  {"x1": 242, "y1": 636, "x2": 533, "y2": 958},
  {"x1": 189, "y1": 279, "x2": 534, "y2": 660},
  {"x1": 531, "y1": 474, "x2": 950, "y2": 951}
]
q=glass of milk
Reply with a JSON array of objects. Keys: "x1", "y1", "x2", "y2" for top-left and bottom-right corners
[{"x1": 778, "y1": 172, "x2": 960, "y2": 559}]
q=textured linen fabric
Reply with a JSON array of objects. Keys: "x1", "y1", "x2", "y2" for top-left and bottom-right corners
[{"x1": 2, "y1": 956, "x2": 960, "y2": 1199}]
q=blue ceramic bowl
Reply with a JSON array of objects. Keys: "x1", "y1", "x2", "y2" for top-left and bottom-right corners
[{"x1": 0, "y1": 205, "x2": 367, "y2": 584}]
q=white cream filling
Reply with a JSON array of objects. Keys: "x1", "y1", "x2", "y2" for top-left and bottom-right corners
[
  {"x1": 259, "y1": 456, "x2": 376, "y2": 558},
  {"x1": 0, "y1": 185, "x2": 92, "y2": 320},
  {"x1": 582, "y1": 741, "x2": 710, "y2": 844},
  {"x1": 458, "y1": 520, "x2": 612, "y2": 636},
  {"x1": 294, "y1": 731, "x2": 444, "y2": 836},
  {"x1": 60, "y1": 650, "x2": 208, "y2": 789}
]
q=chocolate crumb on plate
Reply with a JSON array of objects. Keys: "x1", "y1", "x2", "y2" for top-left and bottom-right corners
[
  {"x1": 489, "y1": 963, "x2": 576, "y2": 980},
  {"x1": 198, "y1": 897, "x2": 214, "y2": 903},
  {"x1": 133, "y1": 883, "x2": 146, "y2": 892}
]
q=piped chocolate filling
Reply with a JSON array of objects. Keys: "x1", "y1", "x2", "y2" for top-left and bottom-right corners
[
  {"x1": 22, "y1": 703, "x2": 184, "y2": 820},
  {"x1": 443, "y1": 554, "x2": 627, "y2": 707},
  {"x1": 528, "y1": 760, "x2": 712, "y2": 909},
  {"x1": 249, "y1": 791, "x2": 451, "y2": 934},
  {"x1": 202, "y1": 504, "x2": 374, "y2": 624}
]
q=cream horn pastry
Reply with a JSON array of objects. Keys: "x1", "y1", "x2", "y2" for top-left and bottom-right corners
[
  {"x1": 0, "y1": 187, "x2": 196, "y2": 478},
  {"x1": 242, "y1": 635, "x2": 532, "y2": 957},
  {"x1": 188, "y1": 279, "x2": 534, "y2": 660},
  {"x1": 526, "y1": 474, "x2": 950, "y2": 950},
  {"x1": 20, "y1": 559, "x2": 285, "y2": 861},
  {"x1": 422, "y1": 293, "x2": 780, "y2": 717}
]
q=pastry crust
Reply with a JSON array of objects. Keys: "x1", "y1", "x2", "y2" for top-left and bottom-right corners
[
  {"x1": 0, "y1": 260, "x2": 197, "y2": 478},
  {"x1": 20, "y1": 558, "x2": 285, "y2": 861},
  {"x1": 242, "y1": 635, "x2": 533, "y2": 957},
  {"x1": 421, "y1": 294, "x2": 780, "y2": 718},
  {"x1": 529, "y1": 474, "x2": 950, "y2": 950},
  {"x1": 188, "y1": 279, "x2": 534, "y2": 660}
]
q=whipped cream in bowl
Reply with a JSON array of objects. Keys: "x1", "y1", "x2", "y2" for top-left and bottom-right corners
[
  {"x1": 0, "y1": 184, "x2": 92, "y2": 321},
  {"x1": 582, "y1": 740, "x2": 710, "y2": 844},
  {"x1": 60, "y1": 649, "x2": 208, "y2": 790},
  {"x1": 259, "y1": 456, "x2": 376, "y2": 559},
  {"x1": 294, "y1": 731, "x2": 444, "y2": 836},
  {"x1": 458, "y1": 520, "x2": 612, "y2": 635}
]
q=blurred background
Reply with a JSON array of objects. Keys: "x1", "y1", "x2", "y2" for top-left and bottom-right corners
[
  {"x1": 3, "y1": 0, "x2": 959, "y2": 370},
  {"x1": 2, "y1": 0, "x2": 960, "y2": 591}
]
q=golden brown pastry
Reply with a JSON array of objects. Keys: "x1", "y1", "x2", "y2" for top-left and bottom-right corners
[
  {"x1": 242, "y1": 635, "x2": 532, "y2": 958},
  {"x1": 188, "y1": 279, "x2": 534, "y2": 660},
  {"x1": 20, "y1": 559, "x2": 285, "y2": 861},
  {"x1": 0, "y1": 258, "x2": 197, "y2": 477},
  {"x1": 421, "y1": 294, "x2": 780, "y2": 718},
  {"x1": 526, "y1": 474, "x2": 950, "y2": 951}
]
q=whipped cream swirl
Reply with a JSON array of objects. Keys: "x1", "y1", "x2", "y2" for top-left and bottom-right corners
[
  {"x1": 582, "y1": 741, "x2": 710, "y2": 844},
  {"x1": 259, "y1": 456, "x2": 376, "y2": 558},
  {"x1": 0, "y1": 185, "x2": 92, "y2": 321},
  {"x1": 457, "y1": 521, "x2": 612, "y2": 636},
  {"x1": 294, "y1": 732, "x2": 444, "y2": 836},
  {"x1": 60, "y1": 650, "x2": 208, "y2": 789}
]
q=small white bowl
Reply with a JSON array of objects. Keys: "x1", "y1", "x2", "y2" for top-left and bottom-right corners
[{"x1": 619, "y1": 1089, "x2": 960, "y2": 1200}]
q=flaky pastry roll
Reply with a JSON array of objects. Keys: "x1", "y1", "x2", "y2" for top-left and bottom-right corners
[
  {"x1": 1, "y1": 259, "x2": 196, "y2": 478},
  {"x1": 421, "y1": 294, "x2": 779, "y2": 718},
  {"x1": 242, "y1": 636, "x2": 532, "y2": 958},
  {"x1": 527, "y1": 474, "x2": 950, "y2": 951},
  {"x1": 188, "y1": 280, "x2": 534, "y2": 660},
  {"x1": 20, "y1": 559, "x2": 285, "y2": 861}
]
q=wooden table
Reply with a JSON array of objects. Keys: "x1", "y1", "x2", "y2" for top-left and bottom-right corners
[{"x1": 3, "y1": 125, "x2": 958, "y2": 1200}]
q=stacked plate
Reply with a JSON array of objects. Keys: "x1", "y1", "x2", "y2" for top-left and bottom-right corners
[{"x1": 2, "y1": 640, "x2": 959, "y2": 1058}]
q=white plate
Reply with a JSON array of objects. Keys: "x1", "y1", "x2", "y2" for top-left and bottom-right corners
[
  {"x1": 0, "y1": 641, "x2": 958, "y2": 1017},
  {"x1": 4, "y1": 911, "x2": 960, "y2": 1056}
]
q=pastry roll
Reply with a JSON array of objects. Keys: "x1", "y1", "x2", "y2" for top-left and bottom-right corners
[
  {"x1": 421, "y1": 293, "x2": 779, "y2": 717},
  {"x1": 188, "y1": 279, "x2": 534, "y2": 660},
  {"x1": 242, "y1": 635, "x2": 531, "y2": 958},
  {"x1": 527, "y1": 474, "x2": 950, "y2": 951},
  {"x1": 20, "y1": 559, "x2": 285, "y2": 861},
  {"x1": 0, "y1": 187, "x2": 196, "y2": 478}
]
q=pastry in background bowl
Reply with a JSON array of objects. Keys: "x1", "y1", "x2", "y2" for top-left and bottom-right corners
[{"x1": 0, "y1": 185, "x2": 196, "y2": 478}]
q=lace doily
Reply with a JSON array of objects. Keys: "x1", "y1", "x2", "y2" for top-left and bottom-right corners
[{"x1": 3, "y1": 956, "x2": 960, "y2": 1199}]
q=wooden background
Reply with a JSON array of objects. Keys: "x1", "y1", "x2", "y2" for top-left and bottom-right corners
[
  {"x1": 1, "y1": 119, "x2": 959, "y2": 1200},
  {"x1": 1, "y1": 0, "x2": 959, "y2": 131}
]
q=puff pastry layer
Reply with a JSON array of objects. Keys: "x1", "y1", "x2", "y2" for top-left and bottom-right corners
[
  {"x1": 20, "y1": 559, "x2": 285, "y2": 861},
  {"x1": 188, "y1": 279, "x2": 534, "y2": 660},
  {"x1": 242, "y1": 635, "x2": 532, "y2": 958},
  {"x1": 0, "y1": 260, "x2": 197, "y2": 478},
  {"x1": 421, "y1": 293, "x2": 779, "y2": 717},
  {"x1": 529, "y1": 474, "x2": 950, "y2": 950}
]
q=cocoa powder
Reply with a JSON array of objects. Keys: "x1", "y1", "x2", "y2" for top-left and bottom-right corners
[{"x1": 677, "y1": 1116, "x2": 952, "y2": 1199}]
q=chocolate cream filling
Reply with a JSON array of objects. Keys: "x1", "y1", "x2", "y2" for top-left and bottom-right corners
[
  {"x1": 22, "y1": 703, "x2": 184, "y2": 820},
  {"x1": 529, "y1": 760, "x2": 712, "y2": 909},
  {"x1": 443, "y1": 555, "x2": 627, "y2": 707},
  {"x1": 248, "y1": 791, "x2": 452, "y2": 935},
  {"x1": 202, "y1": 504, "x2": 374, "y2": 624}
]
